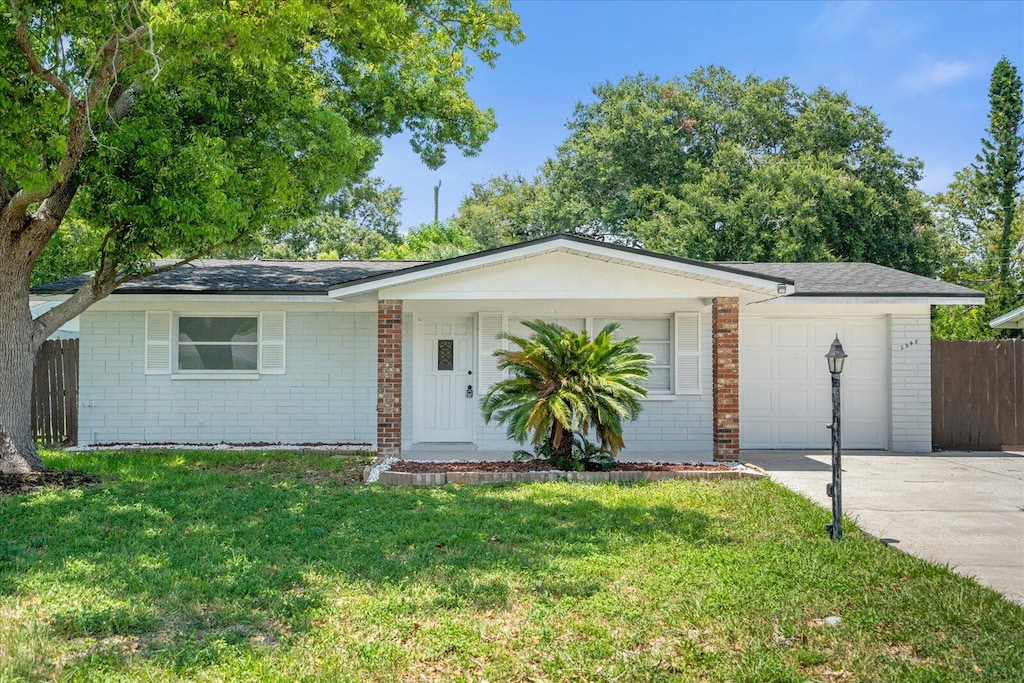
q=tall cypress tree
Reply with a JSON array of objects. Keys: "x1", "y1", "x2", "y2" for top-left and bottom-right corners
[{"x1": 974, "y1": 58, "x2": 1024, "y2": 313}]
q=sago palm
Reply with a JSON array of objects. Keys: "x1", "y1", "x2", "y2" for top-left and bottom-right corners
[{"x1": 482, "y1": 320, "x2": 652, "y2": 469}]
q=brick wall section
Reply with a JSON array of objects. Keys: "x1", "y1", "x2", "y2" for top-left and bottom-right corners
[
  {"x1": 377, "y1": 300, "x2": 403, "y2": 457},
  {"x1": 889, "y1": 313, "x2": 931, "y2": 453},
  {"x1": 712, "y1": 297, "x2": 740, "y2": 461}
]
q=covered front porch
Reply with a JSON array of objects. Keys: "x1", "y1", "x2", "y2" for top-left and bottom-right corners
[{"x1": 326, "y1": 236, "x2": 795, "y2": 462}]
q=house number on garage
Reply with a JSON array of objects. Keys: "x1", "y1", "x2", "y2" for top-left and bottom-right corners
[{"x1": 898, "y1": 339, "x2": 919, "y2": 351}]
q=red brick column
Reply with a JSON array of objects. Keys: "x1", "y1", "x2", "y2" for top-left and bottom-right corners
[
  {"x1": 712, "y1": 297, "x2": 740, "y2": 461},
  {"x1": 377, "y1": 300, "x2": 403, "y2": 458}
]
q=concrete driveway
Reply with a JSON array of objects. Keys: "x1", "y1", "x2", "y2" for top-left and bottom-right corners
[{"x1": 743, "y1": 450, "x2": 1024, "y2": 606}]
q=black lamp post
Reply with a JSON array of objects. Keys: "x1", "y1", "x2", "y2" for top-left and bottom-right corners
[{"x1": 825, "y1": 335, "x2": 847, "y2": 541}]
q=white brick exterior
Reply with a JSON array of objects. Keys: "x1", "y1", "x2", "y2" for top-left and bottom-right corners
[
  {"x1": 889, "y1": 313, "x2": 932, "y2": 453},
  {"x1": 401, "y1": 310, "x2": 713, "y2": 456},
  {"x1": 78, "y1": 309, "x2": 377, "y2": 445},
  {"x1": 76, "y1": 304, "x2": 936, "y2": 454}
]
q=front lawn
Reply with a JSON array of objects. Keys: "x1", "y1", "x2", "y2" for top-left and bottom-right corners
[{"x1": 1, "y1": 450, "x2": 1021, "y2": 681}]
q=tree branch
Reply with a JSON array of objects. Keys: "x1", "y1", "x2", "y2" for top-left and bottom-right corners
[
  {"x1": 19, "y1": 21, "x2": 150, "y2": 247},
  {"x1": 15, "y1": 23, "x2": 75, "y2": 103},
  {"x1": 114, "y1": 254, "x2": 205, "y2": 286},
  {"x1": 83, "y1": 24, "x2": 148, "y2": 114},
  {"x1": 405, "y1": 7, "x2": 461, "y2": 48},
  {"x1": 31, "y1": 269, "x2": 117, "y2": 347},
  {"x1": 31, "y1": 230, "x2": 250, "y2": 345},
  {"x1": 1, "y1": 187, "x2": 50, "y2": 230},
  {"x1": 107, "y1": 80, "x2": 144, "y2": 123}
]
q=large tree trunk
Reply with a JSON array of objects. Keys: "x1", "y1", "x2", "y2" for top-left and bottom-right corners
[{"x1": 0, "y1": 257, "x2": 46, "y2": 473}]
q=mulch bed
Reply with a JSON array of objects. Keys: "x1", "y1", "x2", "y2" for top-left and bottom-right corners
[
  {"x1": 0, "y1": 469, "x2": 101, "y2": 495},
  {"x1": 389, "y1": 460, "x2": 735, "y2": 474}
]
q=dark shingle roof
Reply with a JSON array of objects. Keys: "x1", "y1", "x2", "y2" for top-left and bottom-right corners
[
  {"x1": 31, "y1": 246, "x2": 981, "y2": 299},
  {"x1": 31, "y1": 259, "x2": 427, "y2": 295},
  {"x1": 720, "y1": 262, "x2": 980, "y2": 298}
]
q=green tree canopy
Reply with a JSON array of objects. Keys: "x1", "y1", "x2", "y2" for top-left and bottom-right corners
[
  {"x1": 0, "y1": 0, "x2": 523, "y2": 473},
  {"x1": 451, "y1": 173, "x2": 552, "y2": 248},
  {"x1": 453, "y1": 67, "x2": 939, "y2": 274},
  {"x1": 932, "y1": 58, "x2": 1023, "y2": 340},
  {"x1": 379, "y1": 221, "x2": 481, "y2": 260},
  {"x1": 258, "y1": 177, "x2": 405, "y2": 260}
]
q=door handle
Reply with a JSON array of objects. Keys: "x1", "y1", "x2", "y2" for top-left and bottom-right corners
[{"x1": 466, "y1": 384, "x2": 474, "y2": 398}]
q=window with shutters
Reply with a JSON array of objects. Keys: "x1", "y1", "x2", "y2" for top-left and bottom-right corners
[
  {"x1": 594, "y1": 318, "x2": 672, "y2": 393},
  {"x1": 177, "y1": 316, "x2": 259, "y2": 371},
  {"x1": 144, "y1": 311, "x2": 286, "y2": 377},
  {"x1": 493, "y1": 315, "x2": 700, "y2": 397}
]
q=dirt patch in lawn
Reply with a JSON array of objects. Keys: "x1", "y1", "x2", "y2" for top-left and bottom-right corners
[
  {"x1": 390, "y1": 461, "x2": 735, "y2": 474},
  {"x1": 196, "y1": 458, "x2": 371, "y2": 486},
  {"x1": 0, "y1": 470, "x2": 100, "y2": 495}
]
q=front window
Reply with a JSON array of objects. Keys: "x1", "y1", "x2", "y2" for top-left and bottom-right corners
[
  {"x1": 506, "y1": 316, "x2": 675, "y2": 394},
  {"x1": 594, "y1": 318, "x2": 672, "y2": 393},
  {"x1": 177, "y1": 316, "x2": 258, "y2": 371}
]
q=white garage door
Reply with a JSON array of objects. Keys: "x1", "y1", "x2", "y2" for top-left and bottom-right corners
[{"x1": 740, "y1": 317, "x2": 889, "y2": 449}]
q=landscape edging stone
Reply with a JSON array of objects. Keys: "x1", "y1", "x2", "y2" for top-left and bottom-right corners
[{"x1": 369, "y1": 465, "x2": 764, "y2": 486}]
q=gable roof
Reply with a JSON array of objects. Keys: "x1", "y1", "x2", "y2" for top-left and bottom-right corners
[
  {"x1": 30, "y1": 233, "x2": 983, "y2": 301},
  {"x1": 325, "y1": 234, "x2": 794, "y2": 298}
]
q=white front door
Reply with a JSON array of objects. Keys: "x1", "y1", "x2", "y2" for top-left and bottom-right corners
[{"x1": 415, "y1": 317, "x2": 475, "y2": 442}]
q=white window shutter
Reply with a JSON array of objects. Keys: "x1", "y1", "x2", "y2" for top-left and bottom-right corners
[
  {"x1": 478, "y1": 312, "x2": 505, "y2": 393},
  {"x1": 259, "y1": 311, "x2": 286, "y2": 374},
  {"x1": 145, "y1": 311, "x2": 172, "y2": 374},
  {"x1": 674, "y1": 312, "x2": 700, "y2": 395}
]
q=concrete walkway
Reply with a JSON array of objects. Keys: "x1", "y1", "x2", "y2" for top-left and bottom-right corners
[{"x1": 743, "y1": 450, "x2": 1024, "y2": 606}]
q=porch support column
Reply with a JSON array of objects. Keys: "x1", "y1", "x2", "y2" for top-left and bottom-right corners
[
  {"x1": 377, "y1": 299, "x2": 403, "y2": 458},
  {"x1": 712, "y1": 297, "x2": 740, "y2": 461}
]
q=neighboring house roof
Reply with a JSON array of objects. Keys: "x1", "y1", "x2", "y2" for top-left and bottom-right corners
[
  {"x1": 991, "y1": 304, "x2": 1024, "y2": 329},
  {"x1": 30, "y1": 300, "x2": 80, "y2": 339},
  {"x1": 30, "y1": 233, "x2": 983, "y2": 300}
]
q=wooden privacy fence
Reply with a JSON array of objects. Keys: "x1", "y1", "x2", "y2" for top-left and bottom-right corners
[
  {"x1": 31, "y1": 339, "x2": 79, "y2": 446},
  {"x1": 932, "y1": 339, "x2": 1023, "y2": 450}
]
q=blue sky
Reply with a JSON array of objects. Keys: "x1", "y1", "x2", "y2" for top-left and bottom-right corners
[{"x1": 372, "y1": 0, "x2": 1024, "y2": 231}]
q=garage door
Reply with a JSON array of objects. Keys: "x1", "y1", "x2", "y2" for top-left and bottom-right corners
[{"x1": 740, "y1": 317, "x2": 888, "y2": 449}]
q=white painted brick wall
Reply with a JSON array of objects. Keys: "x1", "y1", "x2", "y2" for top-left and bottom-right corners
[
  {"x1": 78, "y1": 309, "x2": 377, "y2": 445},
  {"x1": 889, "y1": 314, "x2": 932, "y2": 453}
]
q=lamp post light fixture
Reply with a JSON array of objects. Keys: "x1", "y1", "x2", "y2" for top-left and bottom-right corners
[{"x1": 825, "y1": 335, "x2": 847, "y2": 541}]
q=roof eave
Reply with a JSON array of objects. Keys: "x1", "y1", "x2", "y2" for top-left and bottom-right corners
[
  {"x1": 763, "y1": 294, "x2": 985, "y2": 306},
  {"x1": 990, "y1": 305, "x2": 1024, "y2": 328}
]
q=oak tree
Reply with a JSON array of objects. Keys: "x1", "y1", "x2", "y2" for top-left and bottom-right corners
[
  {"x1": 0, "y1": 0, "x2": 522, "y2": 472},
  {"x1": 454, "y1": 68, "x2": 939, "y2": 273}
]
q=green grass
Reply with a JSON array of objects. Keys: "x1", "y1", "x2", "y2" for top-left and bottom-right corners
[{"x1": 1, "y1": 449, "x2": 1022, "y2": 682}]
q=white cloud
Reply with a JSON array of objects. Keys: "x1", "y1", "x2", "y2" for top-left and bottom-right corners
[
  {"x1": 807, "y1": 1, "x2": 871, "y2": 39},
  {"x1": 899, "y1": 59, "x2": 975, "y2": 91}
]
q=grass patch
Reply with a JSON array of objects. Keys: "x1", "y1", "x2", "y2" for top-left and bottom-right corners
[{"x1": 1, "y1": 449, "x2": 1021, "y2": 681}]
